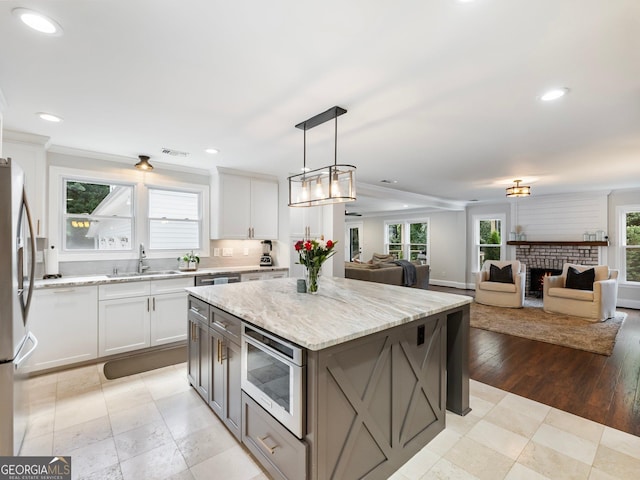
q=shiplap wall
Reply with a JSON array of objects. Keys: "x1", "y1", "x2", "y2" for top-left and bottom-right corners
[{"x1": 510, "y1": 192, "x2": 608, "y2": 241}]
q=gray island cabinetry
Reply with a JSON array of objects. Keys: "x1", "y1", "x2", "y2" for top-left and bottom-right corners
[{"x1": 186, "y1": 277, "x2": 471, "y2": 480}]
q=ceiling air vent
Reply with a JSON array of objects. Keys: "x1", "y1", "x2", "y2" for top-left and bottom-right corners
[{"x1": 161, "y1": 148, "x2": 189, "y2": 157}]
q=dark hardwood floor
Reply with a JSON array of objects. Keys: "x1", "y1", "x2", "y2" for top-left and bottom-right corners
[{"x1": 431, "y1": 285, "x2": 640, "y2": 437}]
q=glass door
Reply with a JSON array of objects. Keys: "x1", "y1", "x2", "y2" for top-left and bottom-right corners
[{"x1": 345, "y1": 223, "x2": 363, "y2": 262}]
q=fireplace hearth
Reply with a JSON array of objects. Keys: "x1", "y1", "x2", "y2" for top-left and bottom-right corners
[{"x1": 529, "y1": 268, "x2": 562, "y2": 297}]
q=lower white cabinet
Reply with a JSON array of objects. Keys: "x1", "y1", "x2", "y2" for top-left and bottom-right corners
[
  {"x1": 99, "y1": 277, "x2": 191, "y2": 357},
  {"x1": 26, "y1": 286, "x2": 98, "y2": 372}
]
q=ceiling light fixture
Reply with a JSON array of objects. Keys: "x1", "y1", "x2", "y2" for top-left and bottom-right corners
[
  {"x1": 205, "y1": 148, "x2": 219, "y2": 154},
  {"x1": 12, "y1": 8, "x2": 63, "y2": 35},
  {"x1": 135, "y1": 155, "x2": 154, "y2": 171},
  {"x1": 37, "y1": 112, "x2": 63, "y2": 122},
  {"x1": 506, "y1": 179, "x2": 531, "y2": 197},
  {"x1": 288, "y1": 106, "x2": 356, "y2": 207},
  {"x1": 539, "y1": 87, "x2": 569, "y2": 102}
]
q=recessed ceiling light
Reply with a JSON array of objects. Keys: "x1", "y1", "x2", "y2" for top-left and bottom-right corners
[
  {"x1": 12, "y1": 8, "x2": 63, "y2": 36},
  {"x1": 37, "y1": 112, "x2": 63, "y2": 122},
  {"x1": 539, "y1": 87, "x2": 570, "y2": 102},
  {"x1": 402, "y1": 204, "x2": 409, "y2": 208},
  {"x1": 205, "y1": 148, "x2": 219, "y2": 154},
  {"x1": 301, "y1": 167, "x2": 311, "y2": 172}
]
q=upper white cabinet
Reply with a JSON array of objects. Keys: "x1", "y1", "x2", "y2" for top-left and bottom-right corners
[
  {"x1": 290, "y1": 206, "x2": 324, "y2": 239},
  {"x1": 3, "y1": 132, "x2": 48, "y2": 237},
  {"x1": 210, "y1": 169, "x2": 278, "y2": 240}
]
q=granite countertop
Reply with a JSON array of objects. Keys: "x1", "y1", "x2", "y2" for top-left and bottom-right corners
[
  {"x1": 34, "y1": 266, "x2": 289, "y2": 289},
  {"x1": 186, "y1": 277, "x2": 472, "y2": 351}
]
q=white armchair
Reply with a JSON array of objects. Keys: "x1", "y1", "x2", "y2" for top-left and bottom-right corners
[
  {"x1": 543, "y1": 263, "x2": 619, "y2": 322},
  {"x1": 475, "y1": 260, "x2": 526, "y2": 308}
]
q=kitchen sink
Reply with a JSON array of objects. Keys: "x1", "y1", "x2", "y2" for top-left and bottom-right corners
[{"x1": 107, "y1": 270, "x2": 181, "y2": 278}]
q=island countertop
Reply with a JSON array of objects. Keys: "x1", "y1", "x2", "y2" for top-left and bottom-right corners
[{"x1": 186, "y1": 277, "x2": 472, "y2": 351}]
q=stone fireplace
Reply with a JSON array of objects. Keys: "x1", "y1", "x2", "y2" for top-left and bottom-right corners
[{"x1": 513, "y1": 243, "x2": 601, "y2": 295}]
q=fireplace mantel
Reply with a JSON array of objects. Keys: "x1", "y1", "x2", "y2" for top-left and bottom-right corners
[{"x1": 507, "y1": 241, "x2": 608, "y2": 247}]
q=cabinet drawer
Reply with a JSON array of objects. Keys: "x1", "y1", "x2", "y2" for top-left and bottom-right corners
[
  {"x1": 210, "y1": 307, "x2": 241, "y2": 343},
  {"x1": 188, "y1": 296, "x2": 209, "y2": 323},
  {"x1": 242, "y1": 392, "x2": 307, "y2": 480},
  {"x1": 151, "y1": 276, "x2": 193, "y2": 294},
  {"x1": 99, "y1": 280, "x2": 150, "y2": 300}
]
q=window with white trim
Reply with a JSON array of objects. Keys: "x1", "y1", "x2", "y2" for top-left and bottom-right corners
[
  {"x1": 384, "y1": 220, "x2": 429, "y2": 261},
  {"x1": 63, "y1": 179, "x2": 134, "y2": 251},
  {"x1": 619, "y1": 206, "x2": 640, "y2": 283},
  {"x1": 475, "y1": 216, "x2": 504, "y2": 270},
  {"x1": 148, "y1": 187, "x2": 201, "y2": 250}
]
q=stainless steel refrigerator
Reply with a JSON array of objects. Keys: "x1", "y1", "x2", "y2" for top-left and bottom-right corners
[{"x1": 0, "y1": 157, "x2": 37, "y2": 456}]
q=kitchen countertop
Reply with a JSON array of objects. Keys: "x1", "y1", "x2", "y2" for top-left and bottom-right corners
[
  {"x1": 33, "y1": 265, "x2": 289, "y2": 289},
  {"x1": 186, "y1": 277, "x2": 472, "y2": 351}
]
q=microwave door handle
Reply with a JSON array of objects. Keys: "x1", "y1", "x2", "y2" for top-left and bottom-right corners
[{"x1": 20, "y1": 188, "x2": 36, "y2": 321}]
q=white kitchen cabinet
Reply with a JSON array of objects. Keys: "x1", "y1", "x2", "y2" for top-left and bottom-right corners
[
  {"x1": 240, "y1": 270, "x2": 288, "y2": 282},
  {"x1": 98, "y1": 277, "x2": 191, "y2": 356},
  {"x1": 211, "y1": 170, "x2": 278, "y2": 240},
  {"x1": 3, "y1": 133, "x2": 48, "y2": 237},
  {"x1": 26, "y1": 286, "x2": 98, "y2": 372},
  {"x1": 290, "y1": 205, "x2": 324, "y2": 239}
]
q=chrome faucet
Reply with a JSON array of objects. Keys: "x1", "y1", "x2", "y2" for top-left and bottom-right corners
[{"x1": 138, "y1": 243, "x2": 149, "y2": 274}]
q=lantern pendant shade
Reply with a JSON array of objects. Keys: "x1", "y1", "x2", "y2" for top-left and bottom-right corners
[
  {"x1": 288, "y1": 106, "x2": 356, "y2": 207},
  {"x1": 506, "y1": 179, "x2": 530, "y2": 197}
]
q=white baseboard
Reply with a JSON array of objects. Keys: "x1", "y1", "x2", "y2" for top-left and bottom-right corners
[
  {"x1": 429, "y1": 279, "x2": 469, "y2": 290},
  {"x1": 617, "y1": 298, "x2": 640, "y2": 310}
]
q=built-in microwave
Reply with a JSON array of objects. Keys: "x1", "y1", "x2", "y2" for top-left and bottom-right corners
[{"x1": 240, "y1": 323, "x2": 305, "y2": 438}]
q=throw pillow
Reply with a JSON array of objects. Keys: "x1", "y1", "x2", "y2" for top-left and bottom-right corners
[
  {"x1": 565, "y1": 267, "x2": 595, "y2": 290},
  {"x1": 489, "y1": 264, "x2": 513, "y2": 283}
]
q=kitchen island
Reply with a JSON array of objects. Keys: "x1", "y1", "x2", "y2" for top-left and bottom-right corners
[{"x1": 186, "y1": 277, "x2": 472, "y2": 480}]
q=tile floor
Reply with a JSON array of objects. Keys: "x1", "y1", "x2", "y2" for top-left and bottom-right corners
[{"x1": 20, "y1": 363, "x2": 640, "y2": 480}]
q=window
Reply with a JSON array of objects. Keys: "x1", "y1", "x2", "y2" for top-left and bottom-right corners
[
  {"x1": 63, "y1": 179, "x2": 134, "y2": 251},
  {"x1": 384, "y1": 220, "x2": 429, "y2": 261},
  {"x1": 620, "y1": 207, "x2": 640, "y2": 283},
  {"x1": 475, "y1": 216, "x2": 504, "y2": 270},
  {"x1": 148, "y1": 188, "x2": 201, "y2": 250}
]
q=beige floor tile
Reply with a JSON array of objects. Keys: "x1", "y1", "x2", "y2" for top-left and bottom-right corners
[
  {"x1": 76, "y1": 463, "x2": 123, "y2": 480},
  {"x1": 143, "y1": 374, "x2": 192, "y2": 400},
  {"x1": 163, "y1": 403, "x2": 220, "y2": 440},
  {"x1": 54, "y1": 390, "x2": 108, "y2": 431},
  {"x1": 469, "y1": 394, "x2": 497, "y2": 417},
  {"x1": 247, "y1": 474, "x2": 270, "y2": 480},
  {"x1": 114, "y1": 420, "x2": 174, "y2": 461},
  {"x1": 53, "y1": 415, "x2": 112, "y2": 454},
  {"x1": 25, "y1": 409, "x2": 55, "y2": 439},
  {"x1": 421, "y1": 458, "x2": 481, "y2": 479},
  {"x1": 466, "y1": 420, "x2": 529, "y2": 460},
  {"x1": 497, "y1": 393, "x2": 551, "y2": 422},
  {"x1": 470, "y1": 380, "x2": 507, "y2": 405},
  {"x1": 517, "y1": 441, "x2": 591, "y2": 480},
  {"x1": 397, "y1": 445, "x2": 440, "y2": 478},
  {"x1": 483, "y1": 404, "x2": 543, "y2": 439},
  {"x1": 175, "y1": 422, "x2": 237, "y2": 467},
  {"x1": 424, "y1": 428, "x2": 463, "y2": 457},
  {"x1": 599, "y1": 426, "x2": 640, "y2": 461},
  {"x1": 544, "y1": 408, "x2": 604, "y2": 445},
  {"x1": 592, "y1": 444, "x2": 640, "y2": 479},
  {"x1": 190, "y1": 444, "x2": 262, "y2": 480},
  {"x1": 165, "y1": 470, "x2": 196, "y2": 480},
  {"x1": 445, "y1": 410, "x2": 483, "y2": 436},
  {"x1": 119, "y1": 443, "x2": 188, "y2": 480},
  {"x1": 68, "y1": 437, "x2": 119, "y2": 480},
  {"x1": 155, "y1": 388, "x2": 203, "y2": 419},
  {"x1": 103, "y1": 382, "x2": 155, "y2": 414},
  {"x1": 587, "y1": 468, "x2": 621, "y2": 480},
  {"x1": 505, "y1": 463, "x2": 551, "y2": 480},
  {"x1": 388, "y1": 470, "x2": 413, "y2": 480},
  {"x1": 19, "y1": 432, "x2": 53, "y2": 456},
  {"x1": 532, "y1": 423, "x2": 598, "y2": 465},
  {"x1": 444, "y1": 436, "x2": 514, "y2": 480},
  {"x1": 108, "y1": 401, "x2": 164, "y2": 435}
]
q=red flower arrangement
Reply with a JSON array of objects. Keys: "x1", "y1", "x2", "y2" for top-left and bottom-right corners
[{"x1": 294, "y1": 237, "x2": 337, "y2": 293}]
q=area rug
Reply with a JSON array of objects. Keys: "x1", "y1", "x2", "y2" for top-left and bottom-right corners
[
  {"x1": 470, "y1": 299, "x2": 626, "y2": 356},
  {"x1": 103, "y1": 345, "x2": 187, "y2": 380}
]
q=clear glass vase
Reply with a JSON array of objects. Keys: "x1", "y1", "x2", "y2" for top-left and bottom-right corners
[{"x1": 306, "y1": 265, "x2": 321, "y2": 294}]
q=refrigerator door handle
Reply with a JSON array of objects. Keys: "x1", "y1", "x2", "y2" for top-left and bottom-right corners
[
  {"x1": 14, "y1": 332, "x2": 38, "y2": 368},
  {"x1": 18, "y1": 188, "x2": 36, "y2": 323}
]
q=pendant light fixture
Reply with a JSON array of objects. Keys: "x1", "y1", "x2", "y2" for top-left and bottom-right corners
[
  {"x1": 288, "y1": 106, "x2": 356, "y2": 207},
  {"x1": 505, "y1": 179, "x2": 530, "y2": 197},
  {"x1": 135, "y1": 155, "x2": 154, "y2": 171}
]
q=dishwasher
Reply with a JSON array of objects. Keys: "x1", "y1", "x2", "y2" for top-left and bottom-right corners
[{"x1": 194, "y1": 272, "x2": 242, "y2": 286}]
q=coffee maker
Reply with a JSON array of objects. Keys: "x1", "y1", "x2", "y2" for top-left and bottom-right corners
[{"x1": 260, "y1": 240, "x2": 274, "y2": 267}]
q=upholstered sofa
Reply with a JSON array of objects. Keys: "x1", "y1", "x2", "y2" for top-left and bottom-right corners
[
  {"x1": 543, "y1": 263, "x2": 619, "y2": 322},
  {"x1": 344, "y1": 262, "x2": 430, "y2": 289}
]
